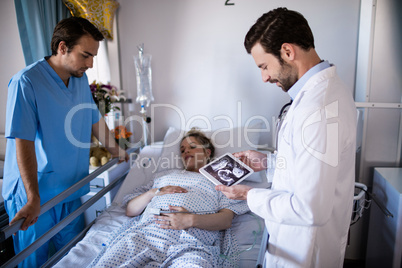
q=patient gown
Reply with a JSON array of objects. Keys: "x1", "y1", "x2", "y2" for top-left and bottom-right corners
[{"x1": 89, "y1": 169, "x2": 249, "y2": 268}]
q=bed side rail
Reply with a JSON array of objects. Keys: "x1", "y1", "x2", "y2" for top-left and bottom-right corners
[
  {"x1": 41, "y1": 217, "x2": 96, "y2": 268},
  {"x1": 0, "y1": 146, "x2": 139, "y2": 267},
  {"x1": 256, "y1": 227, "x2": 269, "y2": 268}
]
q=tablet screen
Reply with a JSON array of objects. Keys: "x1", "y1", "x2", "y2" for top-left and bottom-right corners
[{"x1": 200, "y1": 153, "x2": 254, "y2": 186}]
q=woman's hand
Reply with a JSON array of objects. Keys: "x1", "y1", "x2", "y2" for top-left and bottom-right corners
[
  {"x1": 154, "y1": 205, "x2": 193, "y2": 230},
  {"x1": 154, "y1": 186, "x2": 188, "y2": 196},
  {"x1": 126, "y1": 186, "x2": 187, "y2": 217}
]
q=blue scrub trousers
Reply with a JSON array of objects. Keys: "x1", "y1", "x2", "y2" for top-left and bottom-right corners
[{"x1": 5, "y1": 196, "x2": 85, "y2": 268}]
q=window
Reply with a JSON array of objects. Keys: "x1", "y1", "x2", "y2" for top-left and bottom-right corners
[
  {"x1": 86, "y1": 40, "x2": 117, "y2": 129},
  {"x1": 86, "y1": 40, "x2": 110, "y2": 84}
]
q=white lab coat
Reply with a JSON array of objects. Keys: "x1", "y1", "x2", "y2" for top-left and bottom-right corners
[{"x1": 248, "y1": 66, "x2": 356, "y2": 268}]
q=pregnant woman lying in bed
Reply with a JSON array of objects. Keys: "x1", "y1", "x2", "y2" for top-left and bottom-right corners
[{"x1": 89, "y1": 129, "x2": 249, "y2": 268}]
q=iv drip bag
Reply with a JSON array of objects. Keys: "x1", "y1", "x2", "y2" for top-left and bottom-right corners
[{"x1": 134, "y1": 46, "x2": 154, "y2": 107}]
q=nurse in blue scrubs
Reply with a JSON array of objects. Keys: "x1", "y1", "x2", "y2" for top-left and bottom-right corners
[{"x1": 3, "y1": 17, "x2": 128, "y2": 268}]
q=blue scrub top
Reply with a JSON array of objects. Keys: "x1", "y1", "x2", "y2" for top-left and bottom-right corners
[{"x1": 3, "y1": 57, "x2": 101, "y2": 204}]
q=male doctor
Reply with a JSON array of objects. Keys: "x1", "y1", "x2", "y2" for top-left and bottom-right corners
[{"x1": 216, "y1": 8, "x2": 357, "y2": 267}]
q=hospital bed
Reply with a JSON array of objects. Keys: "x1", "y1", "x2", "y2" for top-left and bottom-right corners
[{"x1": 0, "y1": 126, "x2": 269, "y2": 267}]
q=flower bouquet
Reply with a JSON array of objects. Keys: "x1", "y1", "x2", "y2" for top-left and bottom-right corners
[
  {"x1": 90, "y1": 81, "x2": 126, "y2": 115},
  {"x1": 112, "y1": 126, "x2": 132, "y2": 149}
]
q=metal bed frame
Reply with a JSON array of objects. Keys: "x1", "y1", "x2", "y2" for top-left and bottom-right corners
[{"x1": 0, "y1": 146, "x2": 140, "y2": 267}]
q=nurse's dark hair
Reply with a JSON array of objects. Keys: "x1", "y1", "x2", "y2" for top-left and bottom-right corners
[
  {"x1": 181, "y1": 128, "x2": 215, "y2": 162},
  {"x1": 51, "y1": 17, "x2": 104, "y2": 55},
  {"x1": 244, "y1": 7, "x2": 315, "y2": 62}
]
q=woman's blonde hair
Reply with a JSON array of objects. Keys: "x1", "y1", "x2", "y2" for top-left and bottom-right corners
[{"x1": 181, "y1": 128, "x2": 215, "y2": 162}]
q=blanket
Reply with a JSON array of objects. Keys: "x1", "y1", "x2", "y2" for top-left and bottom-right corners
[{"x1": 89, "y1": 169, "x2": 249, "y2": 267}]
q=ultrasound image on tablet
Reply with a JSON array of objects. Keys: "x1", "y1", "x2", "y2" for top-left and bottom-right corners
[{"x1": 200, "y1": 153, "x2": 254, "y2": 186}]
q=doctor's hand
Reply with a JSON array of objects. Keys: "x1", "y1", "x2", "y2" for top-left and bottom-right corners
[
  {"x1": 215, "y1": 184, "x2": 252, "y2": 200},
  {"x1": 155, "y1": 206, "x2": 191, "y2": 230},
  {"x1": 10, "y1": 197, "x2": 40, "y2": 231},
  {"x1": 233, "y1": 150, "x2": 267, "y2": 172}
]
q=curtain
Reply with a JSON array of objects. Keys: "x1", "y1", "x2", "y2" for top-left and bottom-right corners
[{"x1": 14, "y1": 0, "x2": 71, "y2": 66}]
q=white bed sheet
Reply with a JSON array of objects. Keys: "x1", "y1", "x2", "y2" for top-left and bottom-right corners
[{"x1": 55, "y1": 144, "x2": 268, "y2": 267}]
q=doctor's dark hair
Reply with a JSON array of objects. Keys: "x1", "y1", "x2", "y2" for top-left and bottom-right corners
[
  {"x1": 181, "y1": 128, "x2": 215, "y2": 162},
  {"x1": 244, "y1": 7, "x2": 315, "y2": 62},
  {"x1": 51, "y1": 17, "x2": 104, "y2": 55}
]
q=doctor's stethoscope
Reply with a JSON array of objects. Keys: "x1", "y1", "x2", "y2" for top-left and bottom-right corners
[{"x1": 275, "y1": 100, "x2": 293, "y2": 149}]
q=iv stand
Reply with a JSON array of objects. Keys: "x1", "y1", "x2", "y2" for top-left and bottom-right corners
[{"x1": 135, "y1": 44, "x2": 153, "y2": 146}]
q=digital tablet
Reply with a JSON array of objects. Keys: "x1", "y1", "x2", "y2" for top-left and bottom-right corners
[{"x1": 200, "y1": 153, "x2": 254, "y2": 186}]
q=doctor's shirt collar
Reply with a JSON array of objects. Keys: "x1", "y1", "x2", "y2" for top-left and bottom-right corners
[{"x1": 287, "y1": 60, "x2": 331, "y2": 100}]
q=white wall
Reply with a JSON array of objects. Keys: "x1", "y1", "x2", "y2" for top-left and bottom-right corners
[
  {"x1": 0, "y1": 0, "x2": 361, "y2": 146},
  {"x1": 361, "y1": 0, "x2": 402, "y2": 177},
  {"x1": 350, "y1": 0, "x2": 402, "y2": 260},
  {"x1": 117, "y1": 0, "x2": 360, "y2": 145},
  {"x1": 0, "y1": 0, "x2": 25, "y2": 134}
]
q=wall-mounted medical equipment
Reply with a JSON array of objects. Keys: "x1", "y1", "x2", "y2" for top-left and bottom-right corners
[{"x1": 134, "y1": 44, "x2": 154, "y2": 145}]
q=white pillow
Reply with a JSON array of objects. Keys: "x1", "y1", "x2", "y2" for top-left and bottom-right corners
[
  {"x1": 113, "y1": 145, "x2": 162, "y2": 204},
  {"x1": 156, "y1": 126, "x2": 264, "y2": 182}
]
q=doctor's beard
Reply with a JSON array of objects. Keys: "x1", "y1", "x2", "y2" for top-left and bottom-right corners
[{"x1": 271, "y1": 61, "x2": 298, "y2": 92}]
